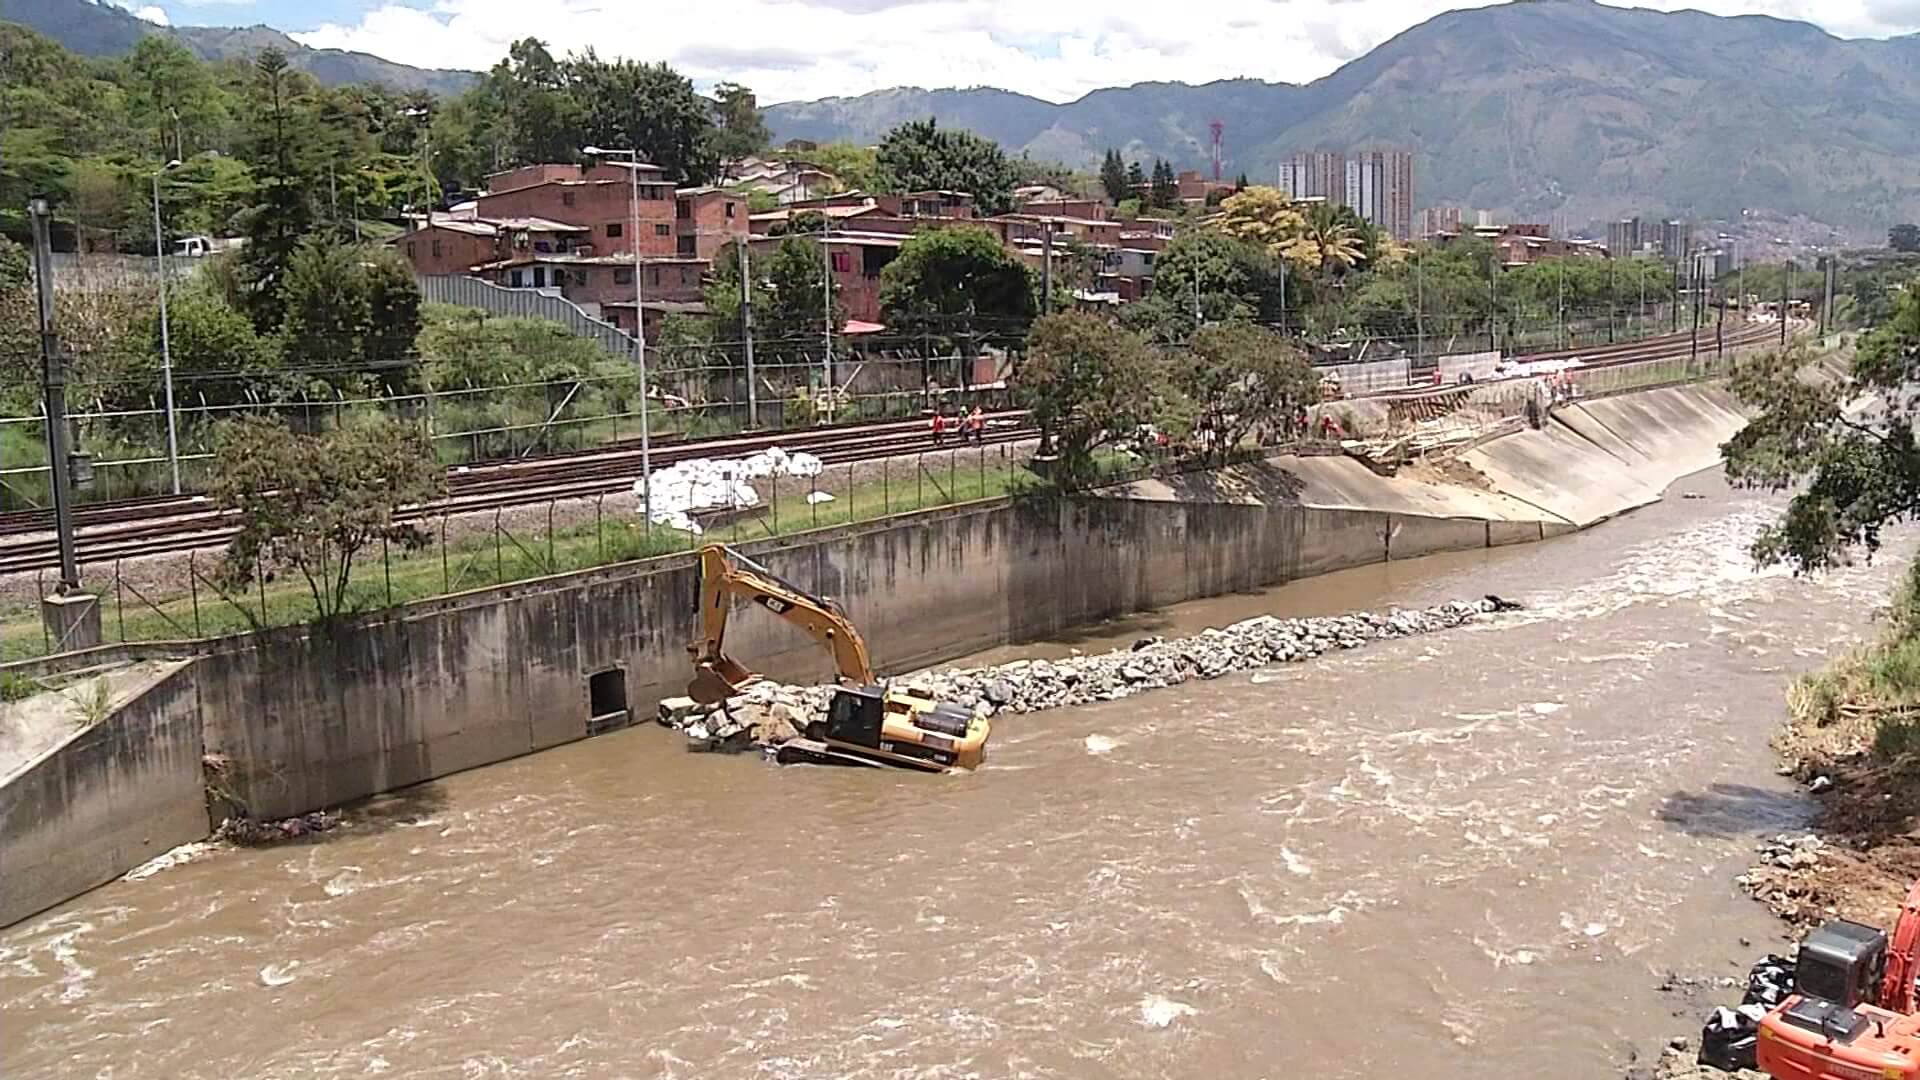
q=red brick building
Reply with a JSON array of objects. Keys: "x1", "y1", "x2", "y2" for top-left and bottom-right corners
[
  {"x1": 396, "y1": 217, "x2": 590, "y2": 275},
  {"x1": 474, "y1": 161, "x2": 678, "y2": 258},
  {"x1": 673, "y1": 187, "x2": 748, "y2": 260}
]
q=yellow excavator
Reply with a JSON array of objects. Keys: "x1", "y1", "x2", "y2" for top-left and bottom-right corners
[{"x1": 687, "y1": 543, "x2": 991, "y2": 773}]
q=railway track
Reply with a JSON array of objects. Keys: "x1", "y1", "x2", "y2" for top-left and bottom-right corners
[
  {"x1": 0, "y1": 323, "x2": 1786, "y2": 575},
  {"x1": 0, "y1": 416, "x2": 1037, "y2": 575}
]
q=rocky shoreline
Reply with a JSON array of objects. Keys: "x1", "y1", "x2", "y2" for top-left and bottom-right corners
[{"x1": 656, "y1": 597, "x2": 1504, "y2": 754}]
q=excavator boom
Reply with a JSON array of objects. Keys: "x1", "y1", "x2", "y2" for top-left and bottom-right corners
[
  {"x1": 685, "y1": 543, "x2": 990, "y2": 773},
  {"x1": 689, "y1": 544, "x2": 876, "y2": 704}
]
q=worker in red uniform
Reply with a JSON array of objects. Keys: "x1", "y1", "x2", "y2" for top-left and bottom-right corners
[
  {"x1": 931, "y1": 410, "x2": 947, "y2": 446},
  {"x1": 965, "y1": 405, "x2": 986, "y2": 445}
]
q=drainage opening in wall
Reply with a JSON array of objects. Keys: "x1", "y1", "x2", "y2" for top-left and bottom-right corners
[{"x1": 588, "y1": 668, "x2": 629, "y2": 734}]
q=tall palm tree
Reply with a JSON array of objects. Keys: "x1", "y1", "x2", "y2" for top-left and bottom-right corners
[{"x1": 1302, "y1": 202, "x2": 1364, "y2": 278}]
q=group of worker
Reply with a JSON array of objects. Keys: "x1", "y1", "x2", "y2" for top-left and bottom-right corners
[{"x1": 930, "y1": 406, "x2": 988, "y2": 447}]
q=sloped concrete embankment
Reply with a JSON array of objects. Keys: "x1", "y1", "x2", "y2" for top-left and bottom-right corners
[
  {"x1": 1461, "y1": 383, "x2": 1752, "y2": 527},
  {"x1": 0, "y1": 383, "x2": 1750, "y2": 928}
]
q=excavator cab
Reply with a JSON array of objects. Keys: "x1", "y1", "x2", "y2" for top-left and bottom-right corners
[{"x1": 1754, "y1": 921, "x2": 1920, "y2": 1080}]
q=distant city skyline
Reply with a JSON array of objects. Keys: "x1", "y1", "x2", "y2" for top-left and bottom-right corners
[{"x1": 103, "y1": 0, "x2": 1920, "y2": 105}]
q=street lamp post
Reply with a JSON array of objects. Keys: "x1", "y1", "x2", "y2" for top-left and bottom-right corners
[
  {"x1": 152, "y1": 158, "x2": 183, "y2": 494},
  {"x1": 583, "y1": 146, "x2": 652, "y2": 526}
]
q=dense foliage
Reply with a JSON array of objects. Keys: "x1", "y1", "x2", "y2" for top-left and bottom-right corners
[{"x1": 1724, "y1": 288, "x2": 1920, "y2": 573}]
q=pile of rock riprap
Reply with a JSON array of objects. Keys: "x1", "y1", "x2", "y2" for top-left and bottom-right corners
[{"x1": 657, "y1": 598, "x2": 1502, "y2": 754}]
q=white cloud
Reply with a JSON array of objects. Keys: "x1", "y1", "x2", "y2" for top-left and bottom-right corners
[
  {"x1": 291, "y1": 0, "x2": 1920, "y2": 103},
  {"x1": 110, "y1": 0, "x2": 172, "y2": 23}
]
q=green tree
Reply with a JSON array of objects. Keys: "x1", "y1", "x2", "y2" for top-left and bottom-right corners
[
  {"x1": 1149, "y1": 159, "x2": 1178, "y2": 210},
  {"x1": 1723, "y1": 288, "x2": 1920, "y2": 573},
  {"x1": 275, "y1": 239, "x2": 422, "y2": 392},
  {"x1": 807, "y1": 143, "x2": 879, "y2": 192},
  {"x1": 877, "y1": 227, "x2": 1036, "y2": 343},
  {"x1": 1170, "y1": 321, "x2": 1319, "y2": 461},
  {"x1": 141, "y1": 284, "x2": 280, "y2": 407},
  {"x1": 238, "y1": 48, "x2": 321, "y2": 329},
  {"x1": 709, "y1": 82, "x2": 770, "y2": 176},
  {"x1": 209, "y1": 417, "x2": 445, "y2": 620},
  {"x1": 874, "y1": 119, "x2": 1019, "y2": 215},
  {"x1": 760, "y1": 236, "x2": 843, "y2": 363},
  {"x1": 1100, "y1": 148, "x2": 1128, "y2": 205},
  {"x1": 123, "y1": 36, "x2": 219, "y2": 160},
  {"x1": 1123, "y1": 229, "x2": 1280, "y2": 342},
  {"x1": 1016, "y1": 313, "x2": 1160, "y2": 486},
  {"x1": 482, "y1": 38, "x2": 583, "y2": 167},
  {"x1": 1892, "y1": 224, "x2": 1920, "y2": 254},
  {"x1": 1125, "y1": 160, "x2": 1146, "y2": 198},
  {"x1": 567, "y1": 52, "x2": 718, "y2": 183}
]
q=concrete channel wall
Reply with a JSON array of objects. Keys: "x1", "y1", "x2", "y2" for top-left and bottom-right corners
[{"x1": 0, "y1": 383, "x2": 1745, "y2": 928}]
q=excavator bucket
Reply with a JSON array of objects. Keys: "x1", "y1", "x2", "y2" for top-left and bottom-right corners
[{"x1": 688, "y1": 654, "x2": 759, "y2": 705}]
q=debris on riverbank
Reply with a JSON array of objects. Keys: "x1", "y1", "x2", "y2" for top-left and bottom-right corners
[
  {"x1": 658, "y1": 598, "x2": 1504, "y2": 753},
  {"x1": 213, "y1": 810, "x2": 344, "y2": 846},
  {"x1": 1649, "y1": 564, "x2": 1920, "y2": 1076}
]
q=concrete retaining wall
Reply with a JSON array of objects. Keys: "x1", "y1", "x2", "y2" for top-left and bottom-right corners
[{"x1": 0, "y1": 662, "x2": 207, "y2": 927}]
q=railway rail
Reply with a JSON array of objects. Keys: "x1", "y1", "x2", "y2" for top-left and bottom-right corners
[
  {"x1": 0, "y1": 324, "x2": 1785, "y2": 575},
  {"x1": 0, "y1": 414, "x2": 1035, "y2": 576}
]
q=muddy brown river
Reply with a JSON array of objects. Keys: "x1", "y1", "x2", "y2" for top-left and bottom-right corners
[{"x1": 2, "y1": 470, "x2": 1904, "y2": 1079}]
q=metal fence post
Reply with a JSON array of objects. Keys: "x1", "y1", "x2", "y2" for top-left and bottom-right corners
[
  {"x1": 184, "y1": 553, "x2": 201, "y2": 636},
  {"x1": 441, "y1": 515, "x2": 450, "y2": 593},
  {"x1": 382, "y1": 531, "x2": 394, "y2": 607},
  {"x1": 596, "y1": 495, "x2": 606, "y2": 561},
  {"x1": 917, "y1": 451, "x2": 923, "y2": 507},
  {"x1": 115, "y1": 563, "x2": 127, "y2": 641},
  {"x1": 547, "y1": 500, "x2": 556, "y2": 572},
  {"x1": 883, "y1": 457, "x2": 889, "y2": 515},
  {"x1": 493, "y1": 510, "x2": 504, "y2": 583},
  {"x1": 811, "y1": 474, "x2": 819, "y2": 527},
  {"x1": 257, "y1": 563, "x2": 268, "y2": 624}
]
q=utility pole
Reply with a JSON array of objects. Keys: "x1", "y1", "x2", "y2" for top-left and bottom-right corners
[
  {"x1": 151, "y1": 161, "x2": 182, "y2": 494},
  {"x1": 820, "y1": 226, "x2": 835, "y2": 409},
  {"x1": 1415, "y1": 253, "x2": 1425, "y2": 360},
  {"x1": 1823, "y1": 255, "x2": 1838, "y2": 338},
  {"x1": 1607, "y1": 256, "x2": 1616, "y2": 344},
  {"x1": 1556, "y1": 258, "x2": 1566, "y2": 351},
  {"x1": 29, "y1": 199, "x2": 100, "y2": 650},
  {"x1": 1781, "y1": 259, "x2": 1792, "y2": 347},
  {"x1": 1041, "y1": 227, "x2": 1053, "y2": 315},
  {"x1": 1638, "y1": 259, "x2": 1646, "y2": 338},
  {"x1": 738, "y1": 236, "x2": 757, "y2": 428},
  {"x1": 581, "y1": 146, "x2": 651, "y2": 526},
  {"x1": 1671, "y1": 252, "x2": 1682, "y2": 333},
  {"x1": 1689, "y1": 252, "x2": 1702, "y2": 367}
]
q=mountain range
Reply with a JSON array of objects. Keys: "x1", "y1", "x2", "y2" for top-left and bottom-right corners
[
  {"x1": 9, "y1": 0, "x2": 1920, "y2": 234},
  {"x1": 0, "y1": 0, "x2": 476, "y2": 94},
  {"x1": 765, "y1": 0, "x2": 1920, "y2": 236}
]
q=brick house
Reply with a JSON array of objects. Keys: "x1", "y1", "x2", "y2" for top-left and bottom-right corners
[
  {"x1": 396, "y1": 217, "x2": 590, "y2": 275},
  {"x1": 471, "y1": 253, "x2": 709, "y2": 338},
  {"x1": 475, "y1": 161, "x2": 678, "y2": 258},
  {"x1": 673, "y1": 187, "x2": 748, "y2": 260},
  {"x1": 399, "y1": 219, "x2": 499, "y2": 275}
]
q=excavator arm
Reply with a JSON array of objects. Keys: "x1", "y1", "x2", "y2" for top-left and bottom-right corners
[
  {"x1": 688, "y1": 544, "x2": 877, "y2": 704},
  {"x1": 1882, "y1": 877, "x2": 1920, "y2": 1013}
]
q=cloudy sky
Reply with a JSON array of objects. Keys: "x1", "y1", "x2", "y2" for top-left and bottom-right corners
[{"x1": 126, "y1": 0, "x2": 1920, "y2": 103}]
